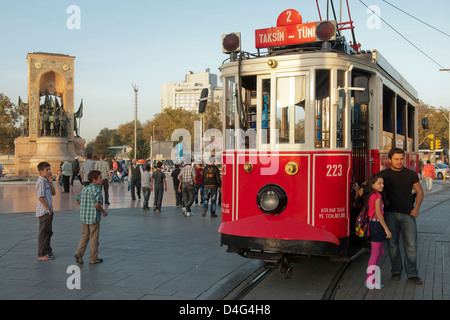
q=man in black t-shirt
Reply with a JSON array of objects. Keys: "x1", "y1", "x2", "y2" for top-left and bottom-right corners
[{"x1": 377, "y1": 148, "x2": 424, "y2": 285}]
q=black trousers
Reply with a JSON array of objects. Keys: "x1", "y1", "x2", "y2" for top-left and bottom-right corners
[
  {"x1": 130, "y1": 179, "x2": 141, "y2": 199},
  {"x1": 38, "y1": 213, "x2": 53, "y2": 257},
  {"x1": 62, "y1": 174, "x2": 70, "y2": 192}
]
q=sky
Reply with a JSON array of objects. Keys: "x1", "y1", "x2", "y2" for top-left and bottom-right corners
[{"x1": 1, "y1": 0, "x2": 449, "y2": 142}]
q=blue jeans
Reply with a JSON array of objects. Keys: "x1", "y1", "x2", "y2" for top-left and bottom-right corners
[
  {"x1": 194, "y1": 184, "x2": 204, "y2": 205},
  {"x1": 203, "y1": 186, "x2": 218, "y2": 215},
  {"x1": 385, "y1": 211, "x2": 418, "y2": 278},
  {"x1": 142, "y1": 187, "x2": 151, "y2": 209}
]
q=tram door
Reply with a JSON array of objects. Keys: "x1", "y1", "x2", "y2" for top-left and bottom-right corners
[{"x1": 350, "y1": 74, "x2": 370, "y2": 186}]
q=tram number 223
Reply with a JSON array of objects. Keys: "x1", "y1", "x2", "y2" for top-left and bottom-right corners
[{"x1": 326, "y1": 164, "x2": 343, "y2": 177}]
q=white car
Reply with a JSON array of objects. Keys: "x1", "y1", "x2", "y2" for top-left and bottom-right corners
[{"x1": 434, "y1": 163, "x2": 449, "y2": 180}]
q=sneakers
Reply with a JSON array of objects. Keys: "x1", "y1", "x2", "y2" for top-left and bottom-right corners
[
  {"x1": 182, "y1": 207, "x2": 187, "y2": 217},
  {"x1": 38, "y1": 254, "x2": 55, "y2": 261}
]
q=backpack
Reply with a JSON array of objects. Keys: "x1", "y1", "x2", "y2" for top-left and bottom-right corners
[{"x1": 355, "y1": 208, "x2": 370, "y2": 240}]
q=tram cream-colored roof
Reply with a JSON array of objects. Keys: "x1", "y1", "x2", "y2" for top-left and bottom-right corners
[{"x1": 353, "y1": 50, "x2": 418, "y2": 100}]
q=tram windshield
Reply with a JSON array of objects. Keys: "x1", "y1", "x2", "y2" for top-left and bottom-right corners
[{"x1": 224, "y1": 68, "x2": 352, "y2": 150}]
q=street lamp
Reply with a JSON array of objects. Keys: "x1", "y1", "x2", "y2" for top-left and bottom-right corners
[{"x1": 132, "y1": 83, "x2": 138, "y2": 160}]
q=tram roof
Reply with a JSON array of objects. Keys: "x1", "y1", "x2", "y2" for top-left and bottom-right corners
[{"x1": 352, "y1": 50, "x2": 418, "y2": 101}]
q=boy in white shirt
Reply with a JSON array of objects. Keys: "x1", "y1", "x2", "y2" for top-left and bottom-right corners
[{"x1": 141, "y1": 165, "x2": 152, "y2": 211}]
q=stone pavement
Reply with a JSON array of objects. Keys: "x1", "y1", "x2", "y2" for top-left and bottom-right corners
[
  {"x1": 0, "y1": 180, "x2": 261, "y2": 300},
  {"x1": 335, "y1": 181, "x2": 450, "y2": 300}
]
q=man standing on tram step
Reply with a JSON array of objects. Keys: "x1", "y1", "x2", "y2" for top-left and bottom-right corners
[
  {"x1": 80, "y1": 154, "x2": 96, "y2": 187},
  {"x1": 377, "y1": 147, "x2": 424, "y2": 285},
  {"x1": 129, "y1": 158, "x2": 141, "y2": 200},
  {"x1": 202, "y1": 157, "x2": 221, "y2": 218},
  {"x1": 178, "y1": 163, "x2": 196, "y2": 216},
  {"x1": 151, "y1": 161, "x2": 167, "y2": 212}
]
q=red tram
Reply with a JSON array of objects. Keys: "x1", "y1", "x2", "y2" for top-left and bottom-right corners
[{"x1": 216, "y1": 7, "x2": 419, "y2": 268}]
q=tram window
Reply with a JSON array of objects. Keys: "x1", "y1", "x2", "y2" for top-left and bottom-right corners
[
  {"x1": 396, "y1": 96, "x2": 407, "y2": 150},
  {"x1": 261, "y1": 79, "x2": 271, "y2": 144},
  {"x1": 276, "y1": 76, "x2": 306, "y2": 144},
  {"x1": 408, "y1": 103, "x2": 415, "y2": 151},
  {"x1": 241, "y1": 76, "x2": 257, "y2": 148},
  {"x1": 315, "y1": 70, "x2": 330, "y2": 148},
  {"x1": 382, "y1": 86, "x2": 395, "y2": 150},
  {"x1": 225, "y1": 77, "x2": 236, "y2": 149},
  {"x1": 337, "y1": 70, "x2": 346, "y2": 148},
  {"x1": 294, "y1": 99, "x2": 306, "y2": 144}
]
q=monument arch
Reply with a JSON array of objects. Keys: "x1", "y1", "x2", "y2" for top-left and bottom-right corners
[{"x1": 14, "y1": 52, "x2": 85, "y2": 177}]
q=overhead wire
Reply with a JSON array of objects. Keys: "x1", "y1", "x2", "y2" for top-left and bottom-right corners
[
  {"x1": 358, "y1": 0, "x2": 449, "y2": 72},
  {"x1": 381, "y1": 0, "x2": 450, "y2": 38}
]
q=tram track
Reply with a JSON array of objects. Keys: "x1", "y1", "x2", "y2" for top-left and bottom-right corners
[{"x1": 224, "y1": 247, "x2": 366, "y2": 300}]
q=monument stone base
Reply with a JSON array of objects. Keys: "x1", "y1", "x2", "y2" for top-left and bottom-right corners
[{"x1": 14, "y1": 136, "x2": 86, "y2": 177}]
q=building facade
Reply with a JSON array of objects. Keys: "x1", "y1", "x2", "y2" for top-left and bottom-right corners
[{"x1": 161, "y1": 68, "x2": 222, "y2": 112}]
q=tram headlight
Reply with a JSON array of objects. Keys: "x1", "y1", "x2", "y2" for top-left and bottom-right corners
[
  {"x1": 315, "y1": 20, "x2": 336, "y2": 41},
  {"x1": 257, "y1": 184, "x2": 288, "y2": 215},
  {"x1": 222, "y1": 33, "x2": 241, "y2": 53}
]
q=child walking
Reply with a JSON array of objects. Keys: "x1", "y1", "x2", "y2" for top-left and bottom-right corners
[
  {"x1": 74, "y1": 170, "x2": 108, "y2": 264},
  {"x1": 355, "y1": 174, "x2": 392, "y2": 289},
  {"x1": 36, "y1": 162, "x2": 56, "y2": 261},
  {"x1": 151, "y1": 162, "x2": 167, "y2": 212},
  {"x1": 141, "y1": 165, "x2": 152, "y2": 211}
]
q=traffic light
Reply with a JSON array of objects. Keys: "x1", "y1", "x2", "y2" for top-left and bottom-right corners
[
  {"x1": 198, "y1": 88, "x2": 208, "y2": 113},
  {"x1": 430, "y1": 140, "x2": 434, "y2": 150},
  {"x1": 435, "y1": 139, "x2": 441, "y2": 149}
]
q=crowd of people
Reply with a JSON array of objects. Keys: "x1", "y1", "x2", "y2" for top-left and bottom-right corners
[
  {"x1": 35, "y1": 155, "x2": 222, "y2": 263},
  {"x1": 36, "y1": 147, "x2": 430, "y2": 290}
]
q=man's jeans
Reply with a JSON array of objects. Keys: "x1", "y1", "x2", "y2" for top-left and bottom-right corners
[
  {"x1": 385, "y1": 211, "x2": 419, "y2": 278},
  {"x1": 194, "y1": 184, "x2": 204, "y2": 205},
  {"x1": 203, "y1": 186, "x2": 218, "y2": 215}
]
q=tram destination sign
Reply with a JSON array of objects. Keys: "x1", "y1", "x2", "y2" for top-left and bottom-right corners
[{"x1": 255, "y1": 9, "x2": 336, "y2": 49}]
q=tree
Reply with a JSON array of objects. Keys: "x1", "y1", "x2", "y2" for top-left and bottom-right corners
[
  {"x1": 418, "y1": 102, "x2": 449, "y2": 150},
  {"x1": 92, "y1": 135, "x2": 110, "y2": 160},
  {"x1": 129, "y1": 134, "x2": 150, "y2": 160},
  {"x1": 0, "y1": 93, "x2": 20, "y2": 153},
  {"x1": 143, "y1": 107, "x2": 198, "y2": 149}
]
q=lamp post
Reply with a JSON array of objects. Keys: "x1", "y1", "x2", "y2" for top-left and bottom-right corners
[{"x1": 132, "y1": 83, "x2": 138, "y2": 160}]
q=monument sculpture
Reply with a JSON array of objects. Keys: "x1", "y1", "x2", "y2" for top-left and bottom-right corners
[{"x1": 14, "y1": 52, "x2": 86, "y2": 177}]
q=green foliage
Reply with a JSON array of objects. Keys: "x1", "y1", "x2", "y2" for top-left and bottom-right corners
[
  {"x1": 418, "y1": 102, "x2": 449, "y2": 150},
  {"x1": 0, "y1": 93, "x2": 20, "y2": 153}
]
